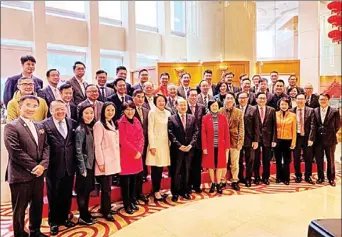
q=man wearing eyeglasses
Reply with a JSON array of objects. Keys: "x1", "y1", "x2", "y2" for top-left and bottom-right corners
[
  {"x1": 7, "y1": 77, "x2": 48, "y2": 122},
  {"x1": 77, "y1": 84, "x2": 104, "y2": 121}
]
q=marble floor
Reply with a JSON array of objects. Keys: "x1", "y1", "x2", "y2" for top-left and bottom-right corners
[{"x1": 110, "y1": 179, "x2": 341, "y2": 237}]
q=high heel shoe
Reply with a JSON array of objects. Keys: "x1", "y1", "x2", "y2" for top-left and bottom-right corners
[
  {"x1": 153, "y1": 192, "x2": 164, "y2": 201},
  {"x1": 216, "y1": 183, "x2": 223, "y2": 194},
  {"x1": 130, "y1": 202, "x2": 139, "y2": 211},
  {"x1": 209, "y1": 183, "x2": 216, "y2": 193}
]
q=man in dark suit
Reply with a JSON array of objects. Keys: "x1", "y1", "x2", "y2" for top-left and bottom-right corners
[
  {"x1": 196, "y1": 69, "x2": 217, "y2": 96},
  {"x1": 237, "y1": 92, "x2": 260, "y2": 187},
  {"x1": 197, "y1": 80, "x2": 214, "y2": 113},
  {"x1": 304, "y1": 83, "x2": 319, "y2": 108},
  {"x1": 42, "y1": 100, "x2": 77, "y2": 235},
  {"x1": 166, "y1": 84, "x2": 181, "y2": 115},
  {"x1": 314, "y1": 93, "x2": 340, "y2": 186},
  {"x1": 186, "y1": 89, "x2": 206, "y2": 193},
  {"x1": 38, "y1": 69, "x2": 61, "y2": 115},
  {"x1": 4, "y1": 95, "x2": 49, "y2": 237},
  {"x1": 251, "y1": 75, "x2": 261, "y2": 93},
  {"x1": 66, "y1": 61, "x2": 87, "y2": 105},
  {"x1": 258, "y1": 78, "x2": 273, "y2": 105},
  {"x1": 59, "y1": 83, "x2": 78, "y2": 121},
  {"x1": 269, "y1": 79, "x2": 289, "y2": 109},
  {"x1": 291, "y1": 93, "x2": 316, "y2": 184},
  {"x1": 132, "y1": 69, "x2": 149, "y2": 92},
  {"x1": 132, "y1": 89, "x2": 149, "y2": 204},
  {"x1": 285, "y1": 75, "x2": 304, "y2": 95},
  {"x1": 77, "y1": 84, "x2": 104, "y2": 121},
  {"x1": 168, "y1": 98, "x2": 199, "y2": 202},
  {"x1": 107, "y1": 78, "x2": 133, "y2": 120},
  {"x1": 253, "y1": 92, "x2": 277, "y2": 185},
  {"x1": 142, "y1": 81, "x2": 155, "y2": 110},
  {"x1": 223, "y1": 72, "x2": 240, "y2": 94},
  {"x1": 4, "y1": 55, "x2": 43, "y2": 107},
  {"x1": 177, "y1": 72, "x2": 191, "y2": 99},
  {"x1": 235, "y1": 78, "x2": 256, "y2": 106},
  {"x1": 106, "y1": 66, "x2": 133, "y2": 96},
  {"x1": 95, "y1": 70, "x2": 115, "y2": 102}
]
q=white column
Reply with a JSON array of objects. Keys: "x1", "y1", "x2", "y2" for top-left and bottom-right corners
[
  {"x1": 32, "y1": 1, "x2": 47, "y2": 84},
  {"x1": 122, "y1": 1, "x2": 136, "y2": 83},
  {"x1": 298, "y1": 1, "x2": 320, "y2": 92},
  {"x1": 85, "y1": 1, "x2": 100, "y2": 84},
  {"x1": 158, "y1": 1, "x2": 172, "y2": 60}
]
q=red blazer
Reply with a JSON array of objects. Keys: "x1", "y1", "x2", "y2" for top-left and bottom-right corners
[
  {"x1": 201, "y1": 114, "x2": 230, "y2": 169},
  {"x1": 118, "y1": 116, "x2": 144, "y2": 175}
]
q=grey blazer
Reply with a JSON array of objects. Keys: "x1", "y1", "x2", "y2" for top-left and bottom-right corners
[{"x1": 75, "y1": 125, "x2": 95, "y2": 174}]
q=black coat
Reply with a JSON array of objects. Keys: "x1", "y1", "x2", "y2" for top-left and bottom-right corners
[{"x1": 314, "y1": 106, "x2": 340, "y2": 146}]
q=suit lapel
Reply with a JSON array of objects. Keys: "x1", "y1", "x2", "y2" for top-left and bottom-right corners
[
  {"x1": 48, "y1": 117, "x2": 65, "y2": 141},
  {"x1": 65, "y1": 118, "x2": 73, "y2": 143},
  {"x1": 72, "y1": 77, "x2": 84, "y2": 96},
  {"x1": 19, "y1": 118, "x2": 38, "y2": 147},
  {"x1": 46, "y1": 86, "x2": 55, "y2": 101},
  {"x1": 323, "y1": 106, "x2": 331, "y2": 125},
  {"x1": 316, "y1": 108, "x2": 323, "y2": 125},
  {"x1": 176, "y1": 113, "x2": 186, "y2": 133}
]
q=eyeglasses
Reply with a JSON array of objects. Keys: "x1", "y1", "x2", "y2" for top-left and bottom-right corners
[
  {"x1": 19, "y1": 83, "x2": 34, "y2": 87},
  {"x1": 87, "y1": 90, "x2": 99, "y2": 93},
  {"x1": 238, "y1": 97, "x2": 248, "y2": 99},
  {"x1": 257, "y1": 97, "x2": 267, "y2": 100}
]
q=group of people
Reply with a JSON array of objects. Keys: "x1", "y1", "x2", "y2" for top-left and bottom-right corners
[{"x1": 3, "y1": 55, "x2": 340, "y2": 237}]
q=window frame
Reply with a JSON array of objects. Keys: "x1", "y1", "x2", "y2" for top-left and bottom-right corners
[
  {"x1": 170, "y1": 1, "x2": 186, "y2": 37},
  {"x1": 98, "y1": 1, "x2": 122, "y2": 26},
  {"x1": 135, "y1": 1, "x2": 159, "y2": 32},
  {"x1": 45, "y1": 1, "x2": 86, "y2": 20},
  {"x1": 0, "y1": 1, "x2": 31, "y2": 11},
  {"x1": 100, "y1": 52, "x2": 124, "y2": 82}
]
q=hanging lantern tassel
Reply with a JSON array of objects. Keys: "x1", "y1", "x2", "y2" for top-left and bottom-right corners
[{"x1": 328, "y1": 29, "x2": 342, "y2": 44}]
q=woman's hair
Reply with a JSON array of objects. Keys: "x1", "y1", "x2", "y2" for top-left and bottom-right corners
[
  {"x1": 217, "y1": 81, "x2": 228, "y2": 92},
  {"x1": 277, "y1": 97, "x2": 291, "y2": 110},
  {"x1": 288, "y1": 87, "x2": 298, "y2": 95},
  {"x1": 208, "y1": 100, "x2": 218, "y2": 110},
  {"x1": 100, "y1": 101, "x2": 118, "y2": 130},
  {"x1": 153, "y1": 94, "x2": 167, "y2": 106},
  {"x1": 122, "y1": 100, "x2": 136, "y2": 111},
  {"x1": 78, "y1": 104, "x2": 95, "y2": 134}
]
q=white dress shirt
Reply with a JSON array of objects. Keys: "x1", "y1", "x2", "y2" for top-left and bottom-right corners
[
  {"x1": 320, "y1": 107, "x2": 328, "y2": 124},
  {"x1": 21, "y1": 116, "x2": 38, "y2": 145},
  {"x1": 76, "y1": 78, "x2": 86, "y2": 95},
  {"x1": 53, "y1": 117, "x2": 68, "y2": 138},
  {"x1": 49, "y1": 84, "x2": 61, "y2": 100}
]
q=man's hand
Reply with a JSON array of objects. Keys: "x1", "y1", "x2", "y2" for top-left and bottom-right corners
[
  {"x1": 252, "y1": 142, "x2": 258, "y2": 150},
  {"x1": 99, "y1": 165, "x2": 105, "y2": 172},
  {"x1": 82, "y1": 171, "x2": 87, "y2": 177},
  {"x1": 179, "y1": 145, "x2": 187, "y2": 152},
  {"x1": 150, "y1": 148, "x2": 156, "y2": 156},
  {"x1": 203, "y1": 149, "x2": 208, "y2": 155},
  {"x1": 135, "y1": 152, "x2": 142, "y2": 159},
  {"x1": 184, "y1": 145, "x2": 192, "y2": 152},
  {"x1": 271, "y1": 142, "x2": 277, "y2": 148},
  {"x1": 31, "y1": 165, "x2": 44, "y2": 177},
  {"x1": 308, "y1": 140, "x2": 313, "y2": 147}
]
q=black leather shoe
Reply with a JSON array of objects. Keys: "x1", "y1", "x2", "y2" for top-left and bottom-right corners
[
  {"x1": 284, "y1": 181, "x2": 290, "y2": 185},
  {"x1": 138, "y1": 195, "x2": 149, "y2": 204},
  {"x1": 187, "y1": 190, "x2": 192, "y2": 194},
  {"x1": 19, "y1": 232, "x2": 29, "y2": 237},
  {"x1": 329, "y1": 180, "x2": 336, "y2": 187},
  {"x1": 254, "y1": 178, "x2": 260, "y2": 185},
  {"x1": 78, "y1": 217, "x2": 96, "y2": 225},
  {"x1": 316, "y1": 179, "x2": 324, "y2": 184},
  {"x1": 143, "y1": 176, "x2": 147, "y2": 183},
  {"x1": 30, "y1": 232, "x2": 48, "y2": 237},
  {"x1": 245, "y1": 180, "x2": 252, "y2": 187},
  {"x1": 276, "y1": 178, "x2": 281, "y2": 183},
  {"x1": 130, "y1": 202, "x2": 139, "y2": 211},
  {"x1": 232, "y1": 182, "x2": 240, "y2": 191},
  {"x1": 110, "y1": 209, "x2": 118, "y2": 215},
  {"x1": 181, "y1": 193, "x2": 191, "y2": 200},
  {"x1": 124, "y1": 206, "x2": 134, "y2": 214},
  {"x1": 103, "y1": 214, "x2": 114, "y2": 221},
  {"x1": 305, "y1": 177, "x2": 315, "y2": 185},
  {"x1": 295, "y1": 177, "x2": 302, "y2": 183},
  {"x1": 171, "y1": 195, "x2": 179, "y2": 202},
  {"x1": 263, "y1": 179, "x2": 270, "y2": 185},
  {"x1": 50, "y1": 225, "x2": 59, "y2": 236},
  {"x1": 238, "y1": 179, "x2": 246, "y2": 184},
  {"x1": 194, "y1": 187, "x2": 202, "y2": 193},
  {"x1": 221, "y1": 182, "x2": 227, "y2": 188},
  {"x1": 216, "y1": 183, "x2": 223, "y2": 194},
  {"x1": 209, "y1": 183, "x2": 216, "y2": 193},
  {"x1": 63, "y1": 219, "x2": 76, "y2": 228}
]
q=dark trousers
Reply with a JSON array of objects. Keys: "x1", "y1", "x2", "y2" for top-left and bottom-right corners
[
  {"x1": 171, "y1": 153, "x2": 193, "y2": 195},
  {"x1": 253, "y1": 141, "x2": 271, "y2": 180},
  {"x1": 120, "y1": 174, "x2": 137, "y2": 207},
  {"x1": 189, "y1": 148, "x2": 202, "y2": 189},
  {"x1": 46, "y1": 174, "x2": 74, "y2": 225},
  {"x1": 142, "y1": 153, "x2": 148, "y2": 179},
  {"x1": 10, "y1": 176, "x2": 44, "y2": 237},
  {"x1": 294, "y1": 134, "x2": 313, "y2": 178},
  {"x1": 315, "y1": 142, "x2": 336, "y2": 181},
  {"x1": 274, "y1": 139, "x2": 292, "y2": 182},
  {"x1": 76, "y1": 169, "x2": 95, "y2": 220},
  {"x1": 151, "y1": 166, "x2": 163, "y2": 193},
  {"x1": 96, "y1": 175, "x2": 112, "y2": 215},
  {"x1": 135, "y1": 171, "x2": 144, "y2": 198},
  {"x1": 238, "y1": 146, "x2": 255, "y2": 181}
]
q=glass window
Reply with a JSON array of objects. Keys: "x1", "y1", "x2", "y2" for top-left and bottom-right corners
[
  {"x1": 1, "y1": 1, "x2": 31, "y2": 11},
  {"x1": 45, "y1": 1, "x2": 85, "y2": 18},
  {"x1": 135, "y1": 1, "x2": 158, "y2": 31},
  {"x1": 100, "y1": 56, "x2": 123, "y2": 82},
  {"x1": 171, "y1": 1, "x2": 186, "y2": 34},
  {"x1": 99, "y1": 1, "x2": 121, "y2": 25},
  {"x1": 136, "y1": 54, "x2": 158, "y2": 68}
]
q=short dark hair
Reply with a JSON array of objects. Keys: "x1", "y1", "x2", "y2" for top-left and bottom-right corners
[
  {"x1": 270, "y1": 71, "x2": 278, "y2": 75},
  {"x1": 252, "y1": 74, "x2": 261, "y2": 80},
  {"x1": 133, "y1": 89, "x2": 145, "y2": 97},
  {"x1": 237, "y1": 91, "x2": 248, "y2": 98},
  {"x1": 319, "y1": 93, "x2": 330, "y2": 100},
  {"x1": 203, "y1": 69, "x2": 212, "y2": 76},
  {"x1": 180, "y1": 72, "x2": 191, "y2": 79},
  {"x1": 256, "y1": 92, "x2": 267, "y2": 98},
  {"x1": 139, "y1": 69, "x2": 148, "y2": 76},
  {"x1": 59, "y1": 83, "x2": 72, "y2": 92},
  {"x1": 224, "y1": 72, "x2": 234, "y2": 77},
  {"x1": 187, "y1": 88, "x2": 198, "y2": 97},
  {"x1": 122, "y1": 100, "x2": 136, "y2": 111},
  {"x1": 277, "y1": 97, "x2": 291, "y2": 109},
  {"x1": 295, "y1": 93, "x2": 306, "y2": 99},
  {"x1": 275, "y1": 79, "x2": 285, "y2": 85},
  {"x1": 199, "y1": 79, "x2": 208, "y2": 87},
  {"x1": 288, "y1": 74, "x2": 298, "y2": 81},
  {"x1": 226, "y1": 92, "x2": 235, "y2": 98},
  {"x1": 19, "y1": 95, "x2": 40, "y2": 106},
  {"x1": 159, "y1": 72, "x2": 170, "y2": 79},
  {"x1": 96, "y1": 70, "x2": 107, "y2": 76},
  {"x1": 20, "y1": 55, "x2": 36, "y2": 65},
  {"x1": 259, "y1": 77, "x2": 268, "y2": 84},
  {"x1": 208, "y1": 100, "x2": 218, "y2": 109},
  {"x1": 100, "y1": 101, "x2": 118, "y2": 130},
  {"x1": 153, "y1": 94, "x2": 167, "y2": 106},
  {"x1": 287, "y1": 87, "x2": 298, "y2": 94},
  {"x1": 217, "y1": 81, "x2": 228, "y2": 91},
  {"x1": 116, "y1": 66, "x2": 127, "y2": 74},
  {"x1": 239, "y1": 73, "x2": 247, "y2": 80},
  {"x1": 46, "y1": 69, "x2": 59, "y2": 77},
  {"x1": 85, "y1": 84, "x2": 98, "y2": 92},
  {"x1": 114, "y1": 78, "x2": 126, "y2": 86},
  {"x1": 73, "y1": 61, "x2": 86, "y2": 70},
  {"x1": 78, "y1": 104, "x2": 95, "y2": 134},
  {"x1": 242, "y1": 78, "x2": 251, "y2": 83}
]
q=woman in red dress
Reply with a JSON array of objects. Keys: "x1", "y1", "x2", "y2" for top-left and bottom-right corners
[{"x1": 202, "y1": 100, "x2": 230, "y2": 194}]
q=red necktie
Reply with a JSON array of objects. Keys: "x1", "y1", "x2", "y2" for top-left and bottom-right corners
[
  {"x1": 260, "y1": 107, "x2": 265, "y2": 123},
  {"x1": 299, "y1": 109, "x2": 304, "y2": 136}
]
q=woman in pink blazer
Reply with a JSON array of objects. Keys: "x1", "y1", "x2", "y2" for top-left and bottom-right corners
[
  {"x1": 94, "y1": 102, "x2": 121, "y2": 221},
  {"x1": 118, "y1": 101, "x2": 144, "y2": 214}
]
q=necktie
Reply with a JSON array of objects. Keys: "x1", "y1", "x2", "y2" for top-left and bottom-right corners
[
  {"x1": 172, "y1": 98, "x2": 175, "y2": 107},
  {"x1": 204, "y1": 96, "x2": 209, "y2": 114},
  {"x1": 181, "y1": 114, "x2": 186, "y2": 129},
  {"x1": 299, "y1": 109, "x2": 304, "y2": 136},
  {"x1": 191, "y1": 105, "x2": 196, "y2": 115},
  {"x1": 28, "y1": 121, "x2": 38, "y2": 145},
  {"x1": 67, "y1": 104, "x2": 71, "y2": 118},
  {"x1": 260, "y1": 107, "x2": 265, "y2": 123},
  {"x1": 321, "y1": 108, "x2": 326, "y2": 124},
  {"x1": 121, "y1": 96, "x2": 125, "y2": 104},
  {"x1": 229, "y1": 85, "x2": 232, "y2": 92},
  {"x1": 58, "y1": 120, "x2": 67, "y2": 139},
  {"x1": 101, "y1": 87, "x2": 106, "y2": 100},
  {"x1": 138, "y1": 107, "x2": 143, "y2": 123}
]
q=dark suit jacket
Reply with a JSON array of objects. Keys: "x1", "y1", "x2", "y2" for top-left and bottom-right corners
[
  {"x1": 77, "y1": 99, "x2": 104, "y2": 121},
  {"x1": 197, "y1": 93, "x2": 214, "y2": 105},
  {"x1": 168, "y1": 113, "x2": 199, "y2": 157},
  {"x1": 255, "y1": 105, "x2": 277, "y2": 147},
  {"x1": 4, "y1": 74, "x2": 43, "y2": 107},
  {"x1": 66, "y1": 77, "x2": 88, "y2": 105},
  {"x1": 68, "y1": 102, "x2": 78, "y2": 122},
  {"x1": 98, "y1": 86, "x2": 115, "y2": 102},
  {"x1": 134, "y1": 107, "x2": 149, "y2": 157},
  {"x1": 306, "y1": 94, "x2": 319, "y2": 109},
  {"x1": 290, "y1": 106, "x2": 316, "y2": 141},
  {"x1": 186, "y1": 103, "x2": 205, "y2": 149},
  {"x1": 143, "y1": 97, "x2": 151, "y2": 110},
  {"x1": 107, "y1": 93, "x2": 133, "y2": 120},
  {"x1": 4, "y1": 118, "x2": 49, "y2": 184},
  {"x1": 225, "y1": 84, "x2": 240, "y2": 94},
  {"x1": 166, "y1": 97, "x2": 178, "y2": 115},
  {"x1": 314, "y1": 106, "x2": 340, "y2": 146},
  {"x1": 240, "y1": 105, "x2": 260, "y2": 147},
  {"x1": 265, "y1": 92, "x2": 274, "y2": 106},
  {"x1": 196, "y1": 84, "x2": 217, "y2": 96},
  {"x1": 269, "y1": 92, "x2": 289, "y2": 109},
  {"x1": 106, "y1": 81, "x2": 133, "y2": 96},
  {"x1": 37, "y1": 86, "x2": 56, "y2": 107},
  {"x1": 177, "y1": 86, "x2": 190, "y2": 99},
  {"x1": 235, "y1": 92, "x2": 257, "y2": 106},
  {"x1": 42, "y1": 117, "x2": 77, "y2": 179},
  {"x1": 132, "y1": 83, "x2": 144, "y2": 92}
]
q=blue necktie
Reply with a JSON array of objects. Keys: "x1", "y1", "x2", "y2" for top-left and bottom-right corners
[{"x1": 58, "y1": 121, "x2": 67, "y2": 139}]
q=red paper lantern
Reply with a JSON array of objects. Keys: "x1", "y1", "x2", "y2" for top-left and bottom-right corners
[
  {"x1": 328, "y1": 29, "x2": 342, "y2": 43},
  {"x1": 327, "y1": 1, "x2": 342, "y2": 15},
  {"x1": 328, "y1": 14, "x2": 342, "y2": 27}
]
